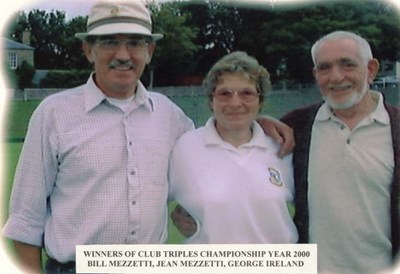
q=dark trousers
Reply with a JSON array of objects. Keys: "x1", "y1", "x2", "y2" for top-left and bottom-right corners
[{"x1": 45, "y1": 258, "x2": 75, "y2": 274}]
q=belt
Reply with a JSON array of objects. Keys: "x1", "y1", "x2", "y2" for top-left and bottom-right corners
[{"x1": 46, "y1": 257, "x2": 76, "y2": 273}]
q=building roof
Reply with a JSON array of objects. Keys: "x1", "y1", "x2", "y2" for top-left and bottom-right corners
[{"x1": 2, "y1": 38, "x2": 34, "y2": 50}]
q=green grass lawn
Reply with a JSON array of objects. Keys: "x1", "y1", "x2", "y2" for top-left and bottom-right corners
[{"x1": 5, "y1": 100, "x2": 41, "y2": 139}]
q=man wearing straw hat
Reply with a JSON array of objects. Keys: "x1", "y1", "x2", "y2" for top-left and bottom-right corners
[
  {"x1": 3, "y1": 1, "x2": 293, "y2": 273},
  {"x1": 2, "y1": 1, "x2": 194, "y2": 273}
]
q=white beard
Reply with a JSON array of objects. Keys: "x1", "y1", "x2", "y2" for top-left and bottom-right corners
[{"x1": 324, "y1": 82, "x2": 368, "y2": 110}]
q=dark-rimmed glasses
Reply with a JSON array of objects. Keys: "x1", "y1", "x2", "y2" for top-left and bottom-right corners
[
  {"x1": 213, "y1": 88, "x2": 260, "y2": 102},
  {"x1": 96, "y1": 38, "x2": 149, "y2": 53}
]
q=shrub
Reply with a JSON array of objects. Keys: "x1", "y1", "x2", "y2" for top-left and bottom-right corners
[
  {"x1": 40, "y1": 69, "x2": 92, "y2": 88},
  {"x1": 16, "y1": 60, "x2": 35, "y2": 89}
]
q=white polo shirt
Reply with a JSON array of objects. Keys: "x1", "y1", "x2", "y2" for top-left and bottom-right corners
[
  {"x1": 308, "y1": 91, "x2": 394, "y2": 274},
  {"x1": 169, "y1": 117, "x2": 298, "y2": 244}
]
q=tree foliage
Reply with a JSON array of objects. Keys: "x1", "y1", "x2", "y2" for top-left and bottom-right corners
[
  {"x1": 4, "y1": 0, "x2": 400, "y2": 86},
  {"x1": 173, "y1": 0, "x2": 400, "y2": 83},
  {"x1": 146, "y1": 0, "x2": 200, "y2": 86}
]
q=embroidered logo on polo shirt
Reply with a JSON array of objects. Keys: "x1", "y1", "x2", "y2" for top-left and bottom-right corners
[
  {"x1": 111, "y1": 6, "x2": 122, "y2": 16},
  {"x1": 268, "y1": 167, "x2": 283, "y2": 187}
]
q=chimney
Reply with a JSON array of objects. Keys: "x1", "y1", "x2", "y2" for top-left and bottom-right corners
[{"x1": 22, "y1": 30, "x2": 31, "y2": 46}]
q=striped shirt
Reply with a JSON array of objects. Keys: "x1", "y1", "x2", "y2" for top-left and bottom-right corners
[{"x1": 3, "y1": 75, "x2": 194, "y2": 263}]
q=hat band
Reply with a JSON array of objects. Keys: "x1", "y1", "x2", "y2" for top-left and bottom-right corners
[{"x1": 87, "y1": 17, "x2": 152, "y2": 33}]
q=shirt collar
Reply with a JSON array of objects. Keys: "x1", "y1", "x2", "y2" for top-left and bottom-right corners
[
  {"x1": 84, "y1": 73, "x2": 154, "y2": 113},
  {"x1": 204, "y1": 117, "x2": 269, "y2": 149},
  {"x1": 315, "y1": 91, "x2": 390, "y2": 125},
  {"x1": 134, "y1": 81, "x2": 155, "y2": 112},
  {"x1": 370, "y1": 91, "x2": 390, "y2": 125},
  {"x1": 84, "y1": 74, "x2": 106, "y2": 112}
]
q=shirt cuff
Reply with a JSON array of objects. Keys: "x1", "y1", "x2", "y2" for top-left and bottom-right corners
[{"x1": 2, "y1": 214, "x2": 44, "y2": 247}]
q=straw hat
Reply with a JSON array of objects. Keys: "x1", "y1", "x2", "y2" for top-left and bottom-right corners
[{"x1": 75, "y1": 0, "x2": 163, "y2": 41}]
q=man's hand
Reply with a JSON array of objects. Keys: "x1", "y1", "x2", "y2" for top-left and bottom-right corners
[
  {"x1": 13, "y1": 241, "x2": 42, "y2": 274},
  {"x1": 170, "y1": 204, "x2": 197, "y2": 237},
  {"x1": 256, "y1": 116, "x2": 295, "y2": 158}
]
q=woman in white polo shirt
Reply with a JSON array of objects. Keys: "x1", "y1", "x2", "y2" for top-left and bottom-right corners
[{"x1": 168, "y1": 51, "x2": 298, "y2": 244}]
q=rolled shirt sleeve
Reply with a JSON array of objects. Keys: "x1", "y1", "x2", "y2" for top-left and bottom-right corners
[{"x1": 4, "y1": 102, "x2": 59, "y2": 246}]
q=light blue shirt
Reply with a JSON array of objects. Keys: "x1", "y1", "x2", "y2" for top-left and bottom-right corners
[{"x1": 3, "y1": 75, "x2": 194, "y2": 262}]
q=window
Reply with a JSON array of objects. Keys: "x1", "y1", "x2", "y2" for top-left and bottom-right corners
[{"x1": 7, "y1": 53, "x2": 17, "y2": 69}]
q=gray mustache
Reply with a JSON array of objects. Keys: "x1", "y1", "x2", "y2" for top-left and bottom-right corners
[{"x1": 109, "y1": 60, "x2": 136, "y2": 69}]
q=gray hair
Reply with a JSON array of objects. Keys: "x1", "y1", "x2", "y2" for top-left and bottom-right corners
[
  {"x1": 311, "y1": 31, "x2": 373, "y2": 66},
  {"x1": 203, "y1": 51, "x2": 271, "y2": 103}
]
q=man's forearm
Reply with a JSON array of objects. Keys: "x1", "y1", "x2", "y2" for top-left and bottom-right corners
[{"x1": 13, "y1": 240, "x2": 42, "y2": 274}]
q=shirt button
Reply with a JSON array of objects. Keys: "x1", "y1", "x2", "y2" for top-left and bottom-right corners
[
  {"x1": 131, "y1": 231, "x2": 136, "y2": 235},
  {"x1": 130, "y1": 170, "x2": 136, "y2": 175},
  {"x1": 340, "y1": 125, "x2": 345, "y2": 130},
  {"x1": 129, "y1": 141, "x2": 133, "y2": 146},
  {"x1": 347, "y1": 139, "x2": 351, "y2": 144},
  {"x1": 132, "y1": 201, "x2": 137, "y2": 205}
]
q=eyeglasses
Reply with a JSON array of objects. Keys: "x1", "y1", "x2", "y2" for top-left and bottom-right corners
[
  {"x1": 96, "y1": 39, "x2": 149, "y2": 53},
  {"x1": 213, "y1": 88, "x2": 260, "y2": 102}
]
